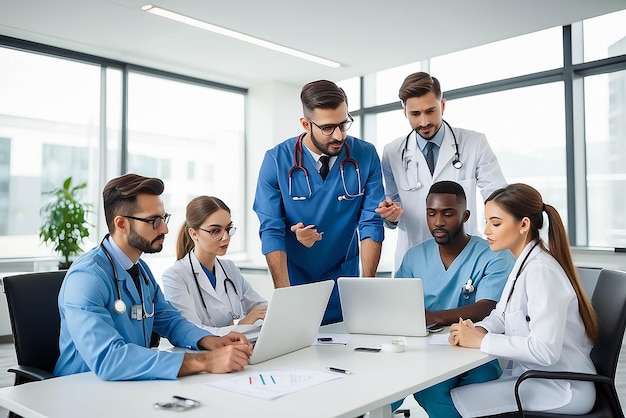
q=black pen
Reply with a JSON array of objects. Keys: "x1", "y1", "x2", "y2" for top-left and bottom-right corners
[{"x1": 327, "y1": 366, "x2": 352, "y2": 375}]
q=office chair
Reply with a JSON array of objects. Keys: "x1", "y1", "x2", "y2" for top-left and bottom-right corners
[
  {"x1": 3, "y1": 270, "x2": 67, "y2": 386},
  {"x1": 481, "y1": 268, "x2": 626, "y2": 418}
]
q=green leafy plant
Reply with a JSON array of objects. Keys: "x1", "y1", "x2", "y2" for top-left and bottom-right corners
[{"x1": 39, "y1": 177, "x2": 93, "y2": 269}]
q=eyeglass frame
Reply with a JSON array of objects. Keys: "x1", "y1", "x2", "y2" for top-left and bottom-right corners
[
  {"x1": 122, "y1": 213, "x2": 171, "y2": 230},
  {"x1": 308, "y1": 113, "x2": 354, "y2": 136},
  {"x1": 198, "y1": 225, "x2": 237, "y2": 241}
]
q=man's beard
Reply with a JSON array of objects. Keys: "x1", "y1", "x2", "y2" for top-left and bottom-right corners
[{"x1": 127, "y1": 223, "x2": 164, "y2": 254}]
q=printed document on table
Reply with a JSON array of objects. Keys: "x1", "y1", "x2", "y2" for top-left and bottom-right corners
[{"x1": 205, "y1": 368, "x2": 343, "y2": 400}]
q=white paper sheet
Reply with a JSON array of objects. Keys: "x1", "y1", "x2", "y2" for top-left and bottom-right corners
[{"x1": 205, "y1": 368, "x2": 343, "y2": 400}]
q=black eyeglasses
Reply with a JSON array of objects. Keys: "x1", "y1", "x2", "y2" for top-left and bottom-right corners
[
  {"x1": 198, "y1": 225, "x2": 237, "y2": 241},
  {"x1": 308, "y1": 114, "x2": 354, "y2": 136},
  {"x1": 123, "y1": 213, "x2": 171, "y2": 230}
]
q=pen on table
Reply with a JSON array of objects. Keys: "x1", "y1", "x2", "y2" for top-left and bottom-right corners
[{"x1": 327, "y1": 366, "x2": 352, "y2": 375}]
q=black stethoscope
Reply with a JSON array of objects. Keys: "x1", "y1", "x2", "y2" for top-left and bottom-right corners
[
  {"x1": 399, "y1": 120, "x2": 462, "y2": 191},
  {"x1": 503, "y1": 242, "x2": 539, "y2": 321},
  {"x1": 288, "y1": 133, "x2": 364, "y2": 201},
  {"x1": 100, "y1": 236, "x2": 154, "y2": 319},
  {"x1": 188, "y1": 251, "x2": 242, "y2": 323}
]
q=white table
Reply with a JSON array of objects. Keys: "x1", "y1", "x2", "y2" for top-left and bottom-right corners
[{"x1": 0, "y1": 324, "x2": 493, "y2": 418}]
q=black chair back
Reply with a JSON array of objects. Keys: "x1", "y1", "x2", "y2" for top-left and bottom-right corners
[
  {"x1": 3, "y1": 271, "x2": 66, "y2": 378},
  {"x1": 590, "y1": 268, "x2": 626, "y2": 379}
]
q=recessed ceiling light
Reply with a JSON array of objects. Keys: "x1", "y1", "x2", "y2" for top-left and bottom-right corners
[{"x1": 142, "y1": 4, "x2": 341, "y2": 68}]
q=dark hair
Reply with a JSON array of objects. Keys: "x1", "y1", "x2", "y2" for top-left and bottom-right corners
[
  {"x1": 398, "y1": 72, "x2": 442, "y2": 103},
  {"x1": 102, "y1": 174, "x2": 164, "y2": 233},
  {"x1": 300, "y1": 80, "x2": 348, "y2": 118},
  {"x1": 486, "y1": 183, "x2": 598, "y2": 343},
  {"x1": 176, "y1": 196, "x2": 230, "y2": 260},
  {"x1": 427, "y1": 180, "x2": 467, "y2": 206}
]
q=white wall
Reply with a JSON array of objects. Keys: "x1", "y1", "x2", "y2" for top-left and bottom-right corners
[{"x1": 244, "y1": 81, "x2": 303, "y2": 267}]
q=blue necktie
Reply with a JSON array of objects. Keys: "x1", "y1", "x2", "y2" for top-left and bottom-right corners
[{"x1": 425, "y1": 142, "x2": 436, "y2": 175}]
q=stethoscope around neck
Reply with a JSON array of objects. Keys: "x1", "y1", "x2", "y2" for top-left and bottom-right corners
[
  {"x1": 188, "y1": 251, "x2": 243, "y2": 323},
  {"x1": 503, "y1": 242, "x2": 539, "y2": 321},
  {"x1": 100, "y1": 236, "x2": 153, "y2": 318},
  {"x1": 288, "y1": 133, "x2": 364, "y2": 201},
  {"x1": 399, "y1": 120, "x2": 463, "y2": 191}
]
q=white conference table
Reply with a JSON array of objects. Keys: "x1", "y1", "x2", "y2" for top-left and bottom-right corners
[{"x1": 0, "y1": 324, "x2": 493, "y2": 418}]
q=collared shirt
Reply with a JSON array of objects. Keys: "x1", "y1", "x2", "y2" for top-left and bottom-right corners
[
  {"x1": 416, "y1": 124, "x2": 445, "y2": 164},
  {"x1": 303, "y1": 143, "x2": 337, "y2": 172},
  {"x1": 103, "y1": 236, "x2": 134, "y2": 271}
]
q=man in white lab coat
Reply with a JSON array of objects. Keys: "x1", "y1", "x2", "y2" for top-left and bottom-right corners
[{"x1": 376, "y1": 72, "x2": 507, "y2": 269}]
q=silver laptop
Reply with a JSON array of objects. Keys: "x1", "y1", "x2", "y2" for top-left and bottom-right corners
[
  {"x1": 338, "y1": 277, "x2": 428, "y2": 337},
  {"x1": 248, "y1": 280, "x2": 334, "y2": 364}
]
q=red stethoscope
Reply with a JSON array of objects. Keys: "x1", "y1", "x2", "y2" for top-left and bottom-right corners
[{"x1": 288, "y1": 133, "x2": 364, "y2": 201}]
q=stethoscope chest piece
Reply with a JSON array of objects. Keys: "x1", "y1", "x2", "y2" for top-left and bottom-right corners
[{"x1": 114, "y1": 299, "x2": 127, "y2": 314}]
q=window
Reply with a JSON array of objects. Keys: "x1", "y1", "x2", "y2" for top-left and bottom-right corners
[
  {"x1": 0, "y1": 42, "x2": 247, "y2": 266},
  {"x1": 127, "y1": 72, "x2": 246, "y2": 256},
  {"x1": 584, "y1": 71, "x2": 626, "y2": 248},
  {"x1": 444, "y1": 83, "x2": 567, "y2": 234},
  {"x1": 337, "y1": 77, "x2": 361, "y2": 112},
  {"x1": 431, "y1": 28, "x2": 562, "y2": 91},
  {"x1": 583, "y1": 10, "x2": 626, "y2": 62},
  {"x1": 0, "y1": 46, "x2": 106, "y2": 257},
  {"x1": 370, "y1": 62, "x2": 423, "y2": 107}
]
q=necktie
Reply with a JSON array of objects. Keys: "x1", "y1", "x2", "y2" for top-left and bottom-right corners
[
  {"x1": 425, "y1": 141, "x2": 436, "y2": 175},
  {"x1": 127, "y1": 264, "x2": 141, "y2": 294},
  {"x1": 319, "y1": 155, "x2": 330, "y2": 181}
]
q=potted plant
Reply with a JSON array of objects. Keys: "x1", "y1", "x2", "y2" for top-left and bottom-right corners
[{"x1": 39, "y1": 176, "x2": 93, "y2": 269}]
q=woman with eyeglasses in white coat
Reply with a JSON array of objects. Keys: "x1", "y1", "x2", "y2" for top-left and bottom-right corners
[{"x1": 162, "y1": 196, "x2": 267, "y2": 336}]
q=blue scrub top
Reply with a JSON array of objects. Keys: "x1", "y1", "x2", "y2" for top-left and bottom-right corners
[
  {"x1": 54, "y1": 243, "x2": 211, "y2": 381},
  {"x1": 395, "y1": 236, "x2": 515, "y2": 311},
  {"x1": 254, "y1": 135, "x2": 385, "y2": 324}
]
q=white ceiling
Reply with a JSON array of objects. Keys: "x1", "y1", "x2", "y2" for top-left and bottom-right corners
[{"x1": 1, "y1": 0, "x2": 625, "y2": 89}]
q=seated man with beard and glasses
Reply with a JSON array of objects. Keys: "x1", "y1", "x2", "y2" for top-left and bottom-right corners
[
  {"x1": 54, "y1": 174, "x2": 252, "y2": 381},
  {"x1": 391, "y1": 180, "x2": 514, "y2": 418}
]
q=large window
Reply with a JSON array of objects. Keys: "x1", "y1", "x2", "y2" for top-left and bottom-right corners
[
  {"x1": 445, "y1": 83, "x2": 567, "y2": 234},
  {"x1": 431, "y1": 28, "x2": 562, "y2": 91},
  {"x1": 347, "y1": 9, "x2": 626, "y2": 263},
  {"x1": 0, "y1": 41, "x2": 247, "y2": 266},
  {"x1": 127, "y1": 72, "x2": 246, "y2": 256},
  {"x1": 584, "y1": 70, "x2": 626, "y2": 248},
  {"x1": 0, "y1": 47, "x2": 107, "y2": 258}
]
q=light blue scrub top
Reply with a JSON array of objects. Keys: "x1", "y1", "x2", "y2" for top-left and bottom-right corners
[
  {"x1": 253, "y1": 135, "x2": 385, "y2": 324},
  {"x1": 54, "y1": 239, "x2": 211, "y2": 381},
  {"x1": 395, "y1": 236, "x2": 514, "y2": 310}
]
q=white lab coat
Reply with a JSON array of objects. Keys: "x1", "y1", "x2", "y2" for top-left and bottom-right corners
[
  {"x1": 450, "y1": 242, "x2": 596, "y2": 416},
  {"x1": 161, "y1": 252, "x2": 267, "y2": 336},
  {"x1": 382, "y1": 124, "x2": 507, "y2": 268}
]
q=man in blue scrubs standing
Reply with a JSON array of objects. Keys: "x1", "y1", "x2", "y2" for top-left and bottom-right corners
[
  {"x1": 253, "y1": 80, "x2": 385, "y2": 325},
  {"x1": 54, "y1": 174, "x2": 252, "y2": 381},
  {"x1": 392, "y1": 180, "x2": 514, "y2": 417}
]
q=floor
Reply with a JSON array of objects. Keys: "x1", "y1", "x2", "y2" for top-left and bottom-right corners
[{"x1": 0, "y1": 340, "x2": 624, "y2": 418}]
